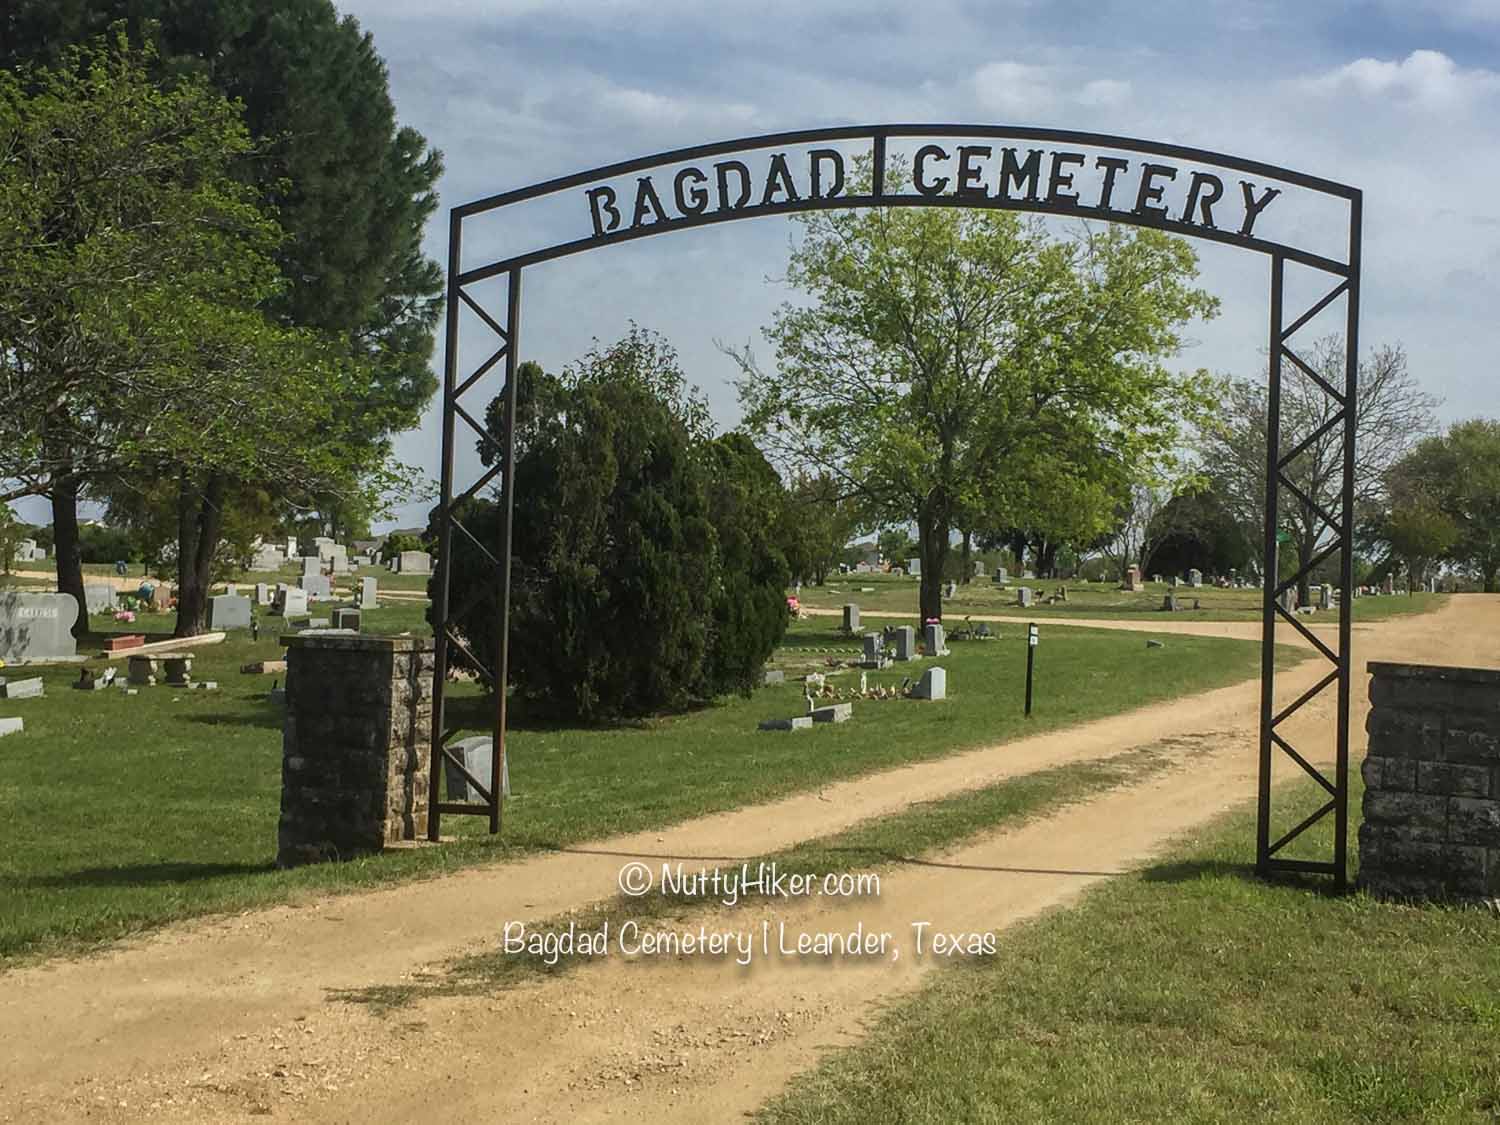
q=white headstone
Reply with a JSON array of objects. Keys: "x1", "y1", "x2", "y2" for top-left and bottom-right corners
[
  {"x1": 906, "y1": 557, "x2": 921, "y2": 577},
  {"x1": 397, "y1": 550, "x2": 431, "y2": 575},
  {"x1": 923, "y1": 622, "x2": 949, "y2": 656},
  {"x1": 206, "y1": 595, "x2": 252, "y2": 630},
  {"x1": 444, "y1": 735, "x2": 510, "y2": 800},
  {"x1": 298, "y1": 574, "x2": 332, "y2": 601},
  {"x1": 1016, "y1": 586, "x2": 1033, "y2": 607},
  {"x1": 912, "y1": 666, "x2": 946, "y2": 700},
  {"x1": 358, "y1": 576, "x2": 378, "y2": 609},
  {"x1": 842, "y1": 603, "x2": 860, "y2": 632},
  {"x1": 1187, "y1": 568, "x2": 1203, "y2": 587}
]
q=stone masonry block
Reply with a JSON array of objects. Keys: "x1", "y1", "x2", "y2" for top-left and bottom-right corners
[
  {"x1": 1416, "y1": 761, "x2": 1490, "y2": 798},
  {"x1": 1444, "y1": 724, "x2": 1500, "y2": 766},
  {"x1": 1448, "y1": 797, "x2": 1500, "y2": 847},
  {"x1": 1362, "y1": 791, "x2": 1447, "y2": 839},
  {"x1": 1365, "y1": 707, "x2": 1443, "y2": 759},
  {"x1": 1362, "y1": 755, "x2": 1415, "y2": 792}
]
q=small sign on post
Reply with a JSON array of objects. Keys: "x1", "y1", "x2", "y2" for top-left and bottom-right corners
[{"x1": 1025, "y1": 623, "x2": 1038, "y2": 717}]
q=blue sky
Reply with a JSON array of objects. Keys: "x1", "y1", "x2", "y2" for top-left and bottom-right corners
[{"x1": 12, "y1": 0, "x2": 1500, "y2": 531}]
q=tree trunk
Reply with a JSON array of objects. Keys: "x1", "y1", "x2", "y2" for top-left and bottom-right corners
[
  {"x1": 1485, "y1": 567, "x2": 1498, "y2": 594},
  {"x1": 1296, "y1": 518, "x2": 1316, "y2": 608},
  {"x1": 918, "y1": 510, "x2": 951, "y2": 624},
  {"x1": 960, "y1": 530, "x2": 972, "y2": 584},
  {"x1": 174, "y1": 472, "x2": 227, "y2": 637},
  {"x1": 1039, "y1": 540, "x2": 1058, "y2": 579},
  {"x1": 51, "y1": 473, "x2": 89, "y2": 639}
]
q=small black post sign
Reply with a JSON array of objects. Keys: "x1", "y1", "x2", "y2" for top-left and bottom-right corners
[{"x1": 1025, "y1": 623, "x2": 1039, "y2": 717}]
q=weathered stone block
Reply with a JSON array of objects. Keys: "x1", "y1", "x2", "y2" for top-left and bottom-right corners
[
  {"x1": 1362, "y1": 791, "x2": 1446, "y2": 838},
  {"x1": 1416, "y1": 760, "x2": 1490, "y2": 798},
  {"x1": 1448, "y1": 797, "x2": 1500, "y2": 846},
  {"x1": 1365, "y1": 707, "x2": 1442, "y2": 758},
  {"x1": 1361, "y1": 755, "x2": 1415, "y2": 792},
  {"x1": 1444, "y1": 724, "x2": 1500, "y2": 765}
]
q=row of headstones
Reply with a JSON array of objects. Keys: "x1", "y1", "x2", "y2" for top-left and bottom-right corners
[
  {"x1": 248, "y1": 536, "x2": 432, "y2": 575},
  {"x1": 12, "y1": 539, "x2": 48, "y2": 563},
  {"x1": 1124, "y1": 567, "x2": 1204, "y2": 591}
]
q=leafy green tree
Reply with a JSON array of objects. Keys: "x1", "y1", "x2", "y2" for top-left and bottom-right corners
[
  {"x1": 778, "y1": 472, "x2": 856, "y2": 585},
  {"x1": 730, "y1": 168, "x2": 1217, "y2": 622},
  {"x1": 0, "y1": 35, "x2": 380, "y2": 634},
  {"x1": 1385, "y1": 419, "x2": 1500, "y2": 591},
  {"x1": 0, "y1": 507, "x2": 21, "y2": 575},
  {"x1": 439, "y1": 331, "x2": 782, "y2": 720},
  {"x1": 1141, "y1": 486, "x2": 1254, "y2": 578}
]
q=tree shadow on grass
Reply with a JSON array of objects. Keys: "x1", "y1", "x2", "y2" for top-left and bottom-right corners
[
  {"x1": 20, "y1": 860, "x2": 272, "y2": 889},
  {"x1": 181, "y1": 710, "x2": 284, "y2": 731},
  {"x1": 1139, "y1": 857, "x2": 1349, "y2": 897}
]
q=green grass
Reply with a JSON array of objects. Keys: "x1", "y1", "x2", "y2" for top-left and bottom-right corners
[
  {"x1": 798, "y1": 571, "x2": 1446, "y2": 623},
  {"x1": 755, "y1": 773, "x2": 1500, "y2": 1125},
  {"x1": 0, "y1": 613, "x2": 1298, "y2": 963},
  {"x1": 334, "y1": 740, "x2": 1195, "y2": 1010}
]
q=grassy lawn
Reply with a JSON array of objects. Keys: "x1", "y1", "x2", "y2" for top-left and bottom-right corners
[
  {"x1": 797, "y1": 571, "x2": 1447, "y2": 624},
  {"x1": 0, "y1": 610, "x2": 1298, "y2": 963},
  {"x1": 756, "y1": 773, "x2": 1500, "y2": 1124}
]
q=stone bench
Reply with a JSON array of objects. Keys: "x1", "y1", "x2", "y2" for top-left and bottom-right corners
[{"x1": 126, "y1": 653, "x2": 193, "y2": 687}]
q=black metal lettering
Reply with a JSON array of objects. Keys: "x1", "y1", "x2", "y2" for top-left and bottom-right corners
[
  {"x1": 1046, "y1": 151, "x2": 1086, "y2": 207},
  {"x1": 912, "y1": 144, "x2": 950, "y2": 197},
  {"x1": 1134, "y1": 163, "x2": 1177, "y2": 219},
  {"x1": 1239, "y1": 181, "x2": 1282, "y2": 237},
  {"x1": 1095, "y1": 156, "x2": 1129, "y2": 210},
  {"x1": 630, "y1": 176, "x2": 670, "y2": 228},
  {"x1": 761, "y1": 152, "x2": 801, "y2": 206},
  {"x1": 586, "y1": 186, "x2": 621, "y2": 236},
  {"x1": 674, "y1": 167, "x2": 709, "y2": 215},
  {"x1": 716, "y1": 160, "x2": 752, "y2": 210},
  {"x1": 809, "y1": 148, "x2": 845, "y2": 199},
  {"x1": 998, "y1": 148, "x2": 1043, "y2": 201},
  {"x1": 1180, "y1": 171, "x2": 1224, "y2": 228},
  {"x1": 957, "y1": 145, "x2": 992, "y2": 199}
]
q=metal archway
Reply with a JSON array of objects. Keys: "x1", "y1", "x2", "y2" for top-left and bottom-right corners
[{"x1": 428, "y1": 124, "x2": 1361, "y2": 889}]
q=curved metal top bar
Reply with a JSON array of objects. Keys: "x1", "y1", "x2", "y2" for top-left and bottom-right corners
[{"x1": 453, "y1": 122, "x2": 1360, "y2": 219}]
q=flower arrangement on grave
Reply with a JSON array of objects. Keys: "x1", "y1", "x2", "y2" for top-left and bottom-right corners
[{"x1": 113, "y1": 609, "x2": 136, "y2": 623}]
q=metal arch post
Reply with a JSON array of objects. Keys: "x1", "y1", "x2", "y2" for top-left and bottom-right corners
[
  {"x1": 1335, "y1": 194, "x2": 1363, "y2": 890},
  {"x1": 1256, "y1": 254, "x2": 1284, "y2": 876},
  {"x1": 429, "y1": 211, "x2": 462, "y2": 842},
  {"x1": 490, "y1": 268, "x2": 522, "y2": 834}
]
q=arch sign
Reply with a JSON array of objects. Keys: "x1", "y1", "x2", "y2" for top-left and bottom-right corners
[{"x1": 430, "y1": 125, "x2": 1362, "y2": 889}]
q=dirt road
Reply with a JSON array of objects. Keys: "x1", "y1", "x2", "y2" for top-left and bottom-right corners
[{"x1": 3, "y1": 597, "x2": 1495, "y2": 1123}]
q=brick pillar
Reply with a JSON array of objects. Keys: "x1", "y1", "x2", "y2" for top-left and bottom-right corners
[
  {"x1": 1360, "y1": 662, "x2": 1500, "y2": 902},
  {"x1": 276, "y1": 633, "x2": 433, "y2": 867}
]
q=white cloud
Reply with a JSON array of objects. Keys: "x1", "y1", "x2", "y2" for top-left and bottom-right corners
[
  {"x1": 972, "y1": 61, "x2": 1057, "y2": 118},
  {"x1": 1302, "y1": 49, "x2": 1500, "y2": 106},
  {"x1": 1078, "y1": 78, "x2": 1132, "y2": 108}
]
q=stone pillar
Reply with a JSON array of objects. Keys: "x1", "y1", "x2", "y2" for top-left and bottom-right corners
[
  {"x1": 276, "y1": 633, "x2": 433, "y2": 867},
  {"x1": 1360, "y1": 662, "x2": 1500, "y2": 902}
]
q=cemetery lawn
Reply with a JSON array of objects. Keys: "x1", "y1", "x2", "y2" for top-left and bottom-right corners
[
  {"x1": 0, "y1": 615, "x2": 1301, "y2": 963},
  {"x1": 755, "y1": 772, "x2": 1500, "y2": 1125},
  {"x1": 797, "y1": 571, "x2": 1447, "y2": 623}
]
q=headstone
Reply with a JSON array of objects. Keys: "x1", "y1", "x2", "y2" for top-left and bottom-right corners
[
  {"x1": 944, "y1": 580, "x2": 957, "y2": 598},
  {"x1": 893, "y1": 626, "x2": 918, "y2": 661},
  {"x1": 443, "y1": 734, "x2": 510, "y2": 801},
  {"x1": 358, "y1": 576, "x2": 378, "y2": 609},
  {"x1": 148, "y1": 585, "x2": 171, "y2": 611},
  {"x1": 1187, "y1": 569, "x2": 1203, "y2": 588},
  {"x1": 811, "y1": 702, "x2": 852, "y2": 723},
  {"x1": 1381, "y1": 575, "x2": 1395, "y2": 595},
  {"x1": 996, "y1": 567, "x2": 1009, "y2": 584},
  {"x1": 1319, "y1": 584, "x2": 1334, "y2": 611},
  {"x1": 842, "y1": 603, "x2": 860, "y2": 633},
  {"x1": 1279, "y1": 588, "x2": 1297, "y2": 613},
  {"x1": 1124, "y1": 566, "x2": 1141, "y2": 592},
  {"x1": 0, "y1": 677, "x2": 44, "y2": 700},
  {"x1": 83, "y1": 583, "x2": 117, "y2": 614},
  {"x1": 250, "y1": 547, "x2": 284, "y2": 571},
  {"x1": 327, "y1": 544, "x2": 350, "y2": 573},
  {"x1": 301, "y1": 556, "x2": 321, "y2": 578},
  {"x1": 274, "y1": 587, "x2": 309, "y2": 617},
  {"x1": 1153, "y1": 574, "x2": 1163, "y2": 584},
  {"x1": 906, "y1": 557, "x2": 921, "y2": 577},
  {"x1": 332, "y1": 607, "x2": 362, "y2": 631},
  {"x1": 0, "y1": 717, "x2": 21, "y2": 739},
  {"x1": 0, "y1": 592, "x2": 80, "y2": 664},
  {"x1": 285, "y1": 537, "x2": 298, "y2": 558},
  {"x1": 255, "y1": 582, "x2": 272, "y2": 607},
  {"x1": 923, "y1": 622, "x2": 949, "y2": 657},
  {"x1": 972, "y1": 561, "x2": 986, "y2": 578},
  {"x1": 861, "y1": 632, "x2": 887, "y2": 668},
  {"x1": 912, "y1": 666, "x2": 946, "y2": 701},
  {"x1": 206, "y1": 595, "x2": 252, "y2": 630},
  {"x1": 1016, "y1": 586, "x2": 1033, "y2": 607},
  {"x1": 298, "y1": 574, "x2": 332, "y2": 601},
  {"x1": 1169, "y1": 575, "x2": 1180, "y2": 588},
  {"x1": 763, "y1": 669, "x2": 785, "y2": 685},
  {"x1": 759, "y1": 716, "x2": 814, "y2": 731},
  {"x1": 397, "y1": 551, "x2": 432, "y2": 575},
  {"x1": 1162, "y1": 593, "x2": 1178, "y2": 612}
]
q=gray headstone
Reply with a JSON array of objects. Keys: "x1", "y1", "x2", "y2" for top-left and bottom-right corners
[
  {"x1": 1187, "y1": 568, "x2": 1203, "y2": 587},
  {"x1": 444, "y1": 734, "x2": 510, "y2": 800},
  {"x1": 274, "y1": 587, "x2": 309, "y2": 617},
  {"x1": 944, "y1": 580, "x2": 957, "y2": 598},
  {"x1": 923, "y1": 622, "x2": 948, "y2": 656},
  {"x1": 358, "y1": 576, "x2": 378, "y2": 609},
  {"x1": 398, "y1": 550, "x2": 432, "y2": 575},
  {"x1": 332, "y1": 607, "x2": 361, "y2": 631},
  {"x1": 255, "y1": 582, "x2": 272, "y2": 607},
  {"x1": 862, "y1": 632, "x2": 882, "y2": 664},
  {"x1": 206, "y1": 595, "x2": 252, "y2": 630},
  {"x1": 912, "y1": 666, "x2": 946, "y2": 701},
  {"x1": 893, "y1": 626, "x2": 917, "y2": 661},
  {"x1": 763, "y1": 668, "x2": 785, "y2": 685},
  {"x1": 0, "y1": 717, "x2": 22, "y2": 738},
  {"x1": 842, "y1": 603, "x2": 860, "y2": 633},
  {"x1": 0, "y1": 676, "x2": 44, "y2": 700},
  {"x1": 0, "y1": 592, "x2": 80, "y2": 664},
  {"x1": 84, "y1": 583, "x2": 117, "y2": 614},
  {"x1": 906, "y1": 557, "x2": 921, "y2": 577},
  {"x1": 1016, "y1": 586, "x2": 1033, "y2": 607},
  {"x1": 972, "y1": 561, "x2": 985, "y2": 577},
  {"x1": 298, "y1": 574, "x2": 332, "y2": 601},
  {"x1": 1319, "y1": 584, "x2": 1334, "y2": 610},
  {"x1": 996, "y1": 567, "x2": 1009, "y2": 583},
  {"x1": 811, "y1": 702, "x2": 852, "y2": 723},
  {"x1": 759, "y1": 716, "x2": 813, "y2": 731}
]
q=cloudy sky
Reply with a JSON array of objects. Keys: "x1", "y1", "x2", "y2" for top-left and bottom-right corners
[{"x1": 17, "y1": 0, "x2": 1499, "y2": 531}]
